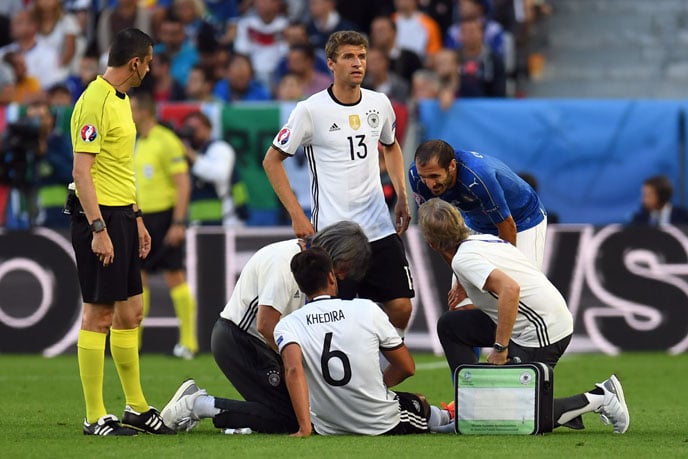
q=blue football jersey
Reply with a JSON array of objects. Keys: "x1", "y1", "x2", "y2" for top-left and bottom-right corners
[{"x1": 409, "y1": 149, "x2": 545, "y2": 234}]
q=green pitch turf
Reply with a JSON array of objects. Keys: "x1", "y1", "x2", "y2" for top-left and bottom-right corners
[{"x1": 1, "y1": 352, "x2": 686, "y2": 458}]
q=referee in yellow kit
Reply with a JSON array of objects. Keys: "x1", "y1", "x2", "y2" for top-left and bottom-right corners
[{"x1": 70, "y1": 28, "x2": 175, "y2": 436}]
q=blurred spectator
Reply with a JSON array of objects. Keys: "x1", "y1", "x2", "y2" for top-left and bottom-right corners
[
  {"x1": 0, "y1": 60, "x2": 15, "y2": 105},
  {"x1": 337, "y1": 0, "x2": 394, "y2": 33},
  {"x1": 275, "y1": 71, "x2": 304, "y2": 101},
  {"x1": 201, "y1": 0, "x2": 240, "y2": 49},
  {"x1": 418, "y1": 0, "x2": 454, "y2": 36},
  {"x1": 213, "y1": 53, "x2": 271, "y2": 102},
  {"x1": 150, "y1": 51, "x2": 187, "y2": 102},
  {"x1": 0, "y1": 0, "x2": 24, "y2": 49},
  {"x1": 64, "y1": 0, "x2": 94, "y2": 46},
  {"x1": 209, "y1": 45, "x2": 232, "y2": 81},
  {"x1": 184, "y1": 64, "x2": 219, "y2": 102},
  {"x1": 284, "y1": 43, "x2": 331, "y2": 97},
  {"x1": 33, "y1": 0, "x2": 85, "y2": 77},
  {"x1": 47, "y1": 83, "x2": 73, "y2": 107},
  {"x1": 369, "y1": 15, "x2": 422, "y2": 85},
  {"x1": 172, "y1": 0, "x2": 219, "y2": 57},
  {"x1": 274, "y1": 21, "x2": 329, "y2": 83},
  {"x1": 284, "y1": 0, "x2": 310, "y2": 23},
  {"x1": 518, "y1": 171, "x2": 559, "y2": 224},
  {"x1": 0, "y1": 10, "x2": 63, "y2": 90},
  {"x1": 64, "y1": 43, "x2": 100, "y2": 102},
  {"x1": 3, "y1": 52, "x2": 42, "y2": 104},
  {"x1": 180, "y1": 110, "x2": 242, "y2": 227},
  {"x1": 410, "y1": 68, "x2": 440, "y2": 102},
  {"x1": 447, "y1": 0, "x2": 515, "y2": 92},
  {"x1": 362, "y1": 47, "x2": 409, "y2": 103},
  {"x1": 431, "y1": 48, "x2": 460, "y2": 109},
  {"x1": 96, "y1": 0, "x2": 153, "y2": 57},
  {"x1": 154, "y1": 12, "x2": 200, "y2": 87},
  {"x1": 446, "y1": 0, "x2": 508, "y2": 59},
  {"x1": 306, "y1": 0, "x2": 358, "y2": 51},
  {"x1": 457, "y1": 17, "x2": 506, "y2": 97},
  {"x1": 392, "y1": 0, "x2": 443, "y2": 61},
  {"x1": 629, "y1": 175, "x2": 688, "y2": 226},
  {"x1": 29, "y1": 100, "x2": 73, "y2": 228},
  {"x1": 233, "y1": 0, "x2": 289, "y2": 89}
]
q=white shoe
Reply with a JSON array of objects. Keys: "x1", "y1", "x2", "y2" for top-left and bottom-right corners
[
  {"x1": 161, "y1": 379, "x2": 207, "y2": 432},
  {"x1": 594, "y1": 374, "x2": 630, "y2": 434},
  {"x1": 173, "y1": 344, "x2": 195, "y2": 360}
]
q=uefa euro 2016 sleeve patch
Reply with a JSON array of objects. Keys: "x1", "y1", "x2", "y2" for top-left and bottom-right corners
[
  {"x1": 80, "y1": 125, "x2": 98, "y2": 142},
  {"x1": 276, "y1": 127, "x2": 291, "y2": 146}
]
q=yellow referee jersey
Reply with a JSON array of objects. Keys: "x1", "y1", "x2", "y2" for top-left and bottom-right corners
[
  {"x1": 70, "y1": 76, "x2": 137, "y2": 205},
  {"x1": 134, "y1": 124, "x2": 188, "y2": 213}
]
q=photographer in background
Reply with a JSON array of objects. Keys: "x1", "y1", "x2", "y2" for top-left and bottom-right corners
[
  {"x1": 0, "y1": 101, "x2": 53, "y2": 228},
  {"x1": 179, "y1": 110, "x2": 242, "y2": 227},
  {"x1": 32, "y1": 100, "x2": 74, "y2": 228}
]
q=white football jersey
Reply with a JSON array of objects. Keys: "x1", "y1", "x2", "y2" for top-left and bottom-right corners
[
  {"x1": 452, "y1": 235, "x2": 573, "y2": 347},
  {"x1": 220, "y1": 239, "x2": 305, "y2": 345},
  {"x1": 272, "y1": 87, "x2": 397, "y2": 242},
  {"x1": 274, "y1": 296, "x2": 403, "y2": 435}
]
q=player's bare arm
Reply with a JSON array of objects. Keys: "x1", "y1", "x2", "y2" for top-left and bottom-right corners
[
  {"x1": 483, "y1": 269, "x2": 520, "y2": 365},
  {"x1": 73, "y1": 151, "x2": 114, "y2": 266},
  {"x1": 382, "y1": 140, "x2": 410, "y2": 235},
  {"x1": 263, "y1": 146, "x2": 314, "y2": 237},
  {"x1": 135, "y1": 210, "x2": 151, "y2": 259},
  {"x1": 496, "y1": 216, "x2": 517, "y2": 246},
  {"x1": 165, "y1": 171, "x2": 190, "y2": 246},
  {"x1": 281, "y1": 343, "x2": 313, "y2": 437},
  {"x1": 256, "y1": 305, "x2": 283, "y2": 352},
  {"x1": 381, "y1": 344, "x2": 415, "y2": 387}
]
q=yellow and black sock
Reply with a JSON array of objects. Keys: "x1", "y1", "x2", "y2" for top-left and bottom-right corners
[{"x1": 171, "y1": 283, "x2": 198, "y2": 353}]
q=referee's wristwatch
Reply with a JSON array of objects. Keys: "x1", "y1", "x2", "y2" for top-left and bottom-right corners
[
  {"x1": 90, "y1": 218, "x2": 106, "y2": 233},
  {"x1": 493, "y1": 342, "x2": 507, "y2": 353}
]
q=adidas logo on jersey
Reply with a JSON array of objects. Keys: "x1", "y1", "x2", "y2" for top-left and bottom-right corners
[{"x1": 329, "y1": 123, "x2": 340, "y2": 132}]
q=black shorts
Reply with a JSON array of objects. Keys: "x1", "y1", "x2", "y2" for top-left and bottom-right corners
[
  {"x1": 383, "y1": 391, "x2": 430, "y2": 435},
  {"x1": 141, "y1": 209, "x2": 184, "y2": 272},
  {"x1": 71, "y1": 204, "x2": 143, "y2": 303},
  {"x1": 338, "y1": 234, "x2": 415, "y2": 302}
]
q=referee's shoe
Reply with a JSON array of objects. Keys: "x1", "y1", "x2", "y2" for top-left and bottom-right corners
[{"x1": 122, "y1": 406, "x2": 176, "y2": 434}]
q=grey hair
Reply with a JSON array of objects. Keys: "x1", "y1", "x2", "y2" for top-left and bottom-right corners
[
  {"x1": 311, "y1": 220, "x2": 371, "y2": 281},
  {"x1": 418, "y1": 199, "x2": 470, "y2": 253}
]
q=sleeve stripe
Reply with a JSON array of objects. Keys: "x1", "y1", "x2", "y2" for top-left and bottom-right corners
[{"x1": 380, "y1": 342, "x2": 405, "y2": 351}]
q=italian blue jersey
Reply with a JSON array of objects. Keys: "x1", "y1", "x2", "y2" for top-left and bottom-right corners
[{"x1": 409, "y1": 149, "x2": 545, "y2": 234}]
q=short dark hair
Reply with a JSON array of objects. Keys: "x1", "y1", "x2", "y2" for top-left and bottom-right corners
[
  {"x1": 645, "y1": 175, "x2": 674, "y2": 206},
  {"x1": 290, "y1": 247, "x2": 333, "y2": 296},
  {"x1": 182, "y1": 110, "x2": 212, "y2": 129},
  {"x1": 325, "y1": 30, "x2": 369, "y2": 61},
  {"x1": 131, "y1": 91, "x2": 156, "y2": 116},
  {"x1": 414, "y1": 139, "x2": 455, "y2": 169},
  {"x1": 108, "y1": 28, "x2": 153, "y2": 67}
]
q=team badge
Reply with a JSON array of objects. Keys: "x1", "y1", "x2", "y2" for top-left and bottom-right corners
[
  {"x1": 366, "y1": 110, "x2": 380, "y2": 128},
  {"x1": 267, "y1": 369, "x2": 281, "y2": 387},
  {"x1": 349, "y1": 115, "x2": 361, "y2": 130},
  {"x1": 80, "y1": 125, "x2": 98, "y2": 142},
  {"x1": 277, "y1": 128, "x2": 291, "y2": 146}
]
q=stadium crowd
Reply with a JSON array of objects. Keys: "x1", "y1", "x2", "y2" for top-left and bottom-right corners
[{"x1": 0, "y1": 0, "x2": 553, "y2": 228}]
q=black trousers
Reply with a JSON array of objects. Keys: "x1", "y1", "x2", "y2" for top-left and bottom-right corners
[
  {"x1": 436, "y1": 308, "x2": 571, "y2": 373},
  {"x1": 210, "y1": 318, "x2": 298, "y2": 433}
]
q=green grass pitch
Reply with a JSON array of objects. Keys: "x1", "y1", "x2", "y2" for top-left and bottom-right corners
[{"x1": 2, "y1": 352, "x2": 686, "y2": 458}]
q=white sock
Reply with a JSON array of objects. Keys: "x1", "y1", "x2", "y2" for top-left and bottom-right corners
[
  {"x1": 556, "y1": 392, "x2": 605, "y2": 425},
  {"x1": 193, "y1": 395, "x2": 220, "y2": 419},
  {"x1": 428, "y1": 406, "x2": 455, "y2": 433}
]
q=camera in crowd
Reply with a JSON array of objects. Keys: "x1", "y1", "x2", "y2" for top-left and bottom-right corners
[{"x1": 0, "y1": 117, "x2": 42, "y2": 190}]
